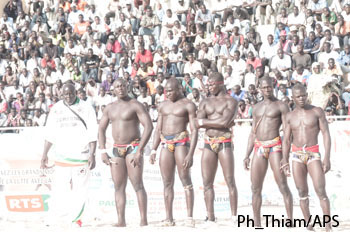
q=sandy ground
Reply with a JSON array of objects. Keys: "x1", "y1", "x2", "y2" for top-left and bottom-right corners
[{"x1": 1, "y1": 206, "x2": 349, "y2": 232}]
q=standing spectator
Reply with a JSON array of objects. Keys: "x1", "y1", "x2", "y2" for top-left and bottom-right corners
[{"x1": 40, "y1": 83, "x2": 97, "y2": 227}]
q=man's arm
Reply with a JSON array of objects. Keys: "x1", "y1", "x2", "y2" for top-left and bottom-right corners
[
  {"x1": 184, "y1": 102, "x2": 198, "y2": 169},
  {"x1": 133, "y1": 101, "x2": 153, "y2": 167},
  {"x1": 98, "y1": 104, "x2": 111, "y2": 165},
  {"x1": 40, "y1": 140, "x2": 53, "y2": 169},
  {"x1": 316, "y1": 107, "x2": 331, "y2": 173},
  {"x1": 198, "y1": 99, "x2": 236, "y2": 129},
  {"x1": 281, "y1": 113, "x2": 292, "y2": 176},
  {"x1": 244, "y1": 105, "x2": 257, "y2": 170},
  {"x1": 150, "y1": 103, "x2": 163, "y2": 164},
  {"x1": 280, "y1": 101, "x2": 290, "y2": 133}
]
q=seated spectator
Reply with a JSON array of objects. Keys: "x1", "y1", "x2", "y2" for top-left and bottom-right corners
[
  {"x1": 270, "y1": 48, "x2": 292, "y2": 78},
  {"x1": 292, "y1": 44, "x2": 312, "y2": 70},
  {"x1": 230, "y1": 85, "x2": 245, "y2": 101},
  {"x1": 137, "y1": 86, "x2": 152, "y2": 105},
  {"x1": 291, "y1": 65, "x2": 311, "y2": 86}
]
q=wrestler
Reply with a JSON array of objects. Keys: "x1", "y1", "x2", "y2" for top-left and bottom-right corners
[
  {"x1": 98, "y1": 79, "x2": 153, "y2": 227},
  {"x1": 196, "y1": 72, "x2": 238, "y2": 223},
  {"x1": 244, "y1": 76, "x2": 293, "y2": 227},
  {"x1": 281, "y1": 84, "x2": 332, "y2": 231},
  {"x1": 150, "y1": 78, "x2": 198, "y2": 227}
]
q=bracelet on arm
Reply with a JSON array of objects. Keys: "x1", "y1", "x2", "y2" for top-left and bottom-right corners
[
  {"x1": 99, "y1": 148, "x2": 108, "y2": 154},
  {"x1": 198, "y1": 119, "x2": 203, "y2": 127}
]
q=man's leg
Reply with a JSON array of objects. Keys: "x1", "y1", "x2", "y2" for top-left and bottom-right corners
[
  {"x1": 125, "y1": 154, "x2": 148, "y2": 226},
  {"x1": 269, "y1": 152, "x2": 293, "y2": 220},
  {"x1": 308, "y1": 160, "x2": 331, "y2": 231},
  {"x1": 250, "y1": 152, "x2": 269, "y2": 227},
  {"x1": 218, "y1": 145, "x2": 237, "y2": 217},
  {"x1": 174, "y1": 146, "x2": 194, "y2": 218},
  {"x1": 292, "y1": 161, "x2": 313, "y2": 231},
  {"x1": 201, "y1": 148, "x2": 218, "y2": 221},
  {"x1": 159, "y1": 147, "x2": 176, "y2": 223},
  {"x1": 110, "y1": 157, "x2": 128, "y2": 227},
  {"x1": 48, "y1": 166, "x2": 72, "y2": 225},
  {"x1": 70, "y1": 164, "x2": 91, "y2": 223}
]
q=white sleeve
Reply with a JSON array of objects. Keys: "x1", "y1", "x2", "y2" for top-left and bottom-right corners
[
  {"x1": 44, "y1": 104, "x2": 58, "y2": 144},
  {"x1": 85, "y1": 102, "x2": 98, "y2": 143}
]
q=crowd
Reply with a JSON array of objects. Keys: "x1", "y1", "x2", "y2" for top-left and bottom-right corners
[{"x1": 1, "y1": 0, "x2": 350, "y2": 128}]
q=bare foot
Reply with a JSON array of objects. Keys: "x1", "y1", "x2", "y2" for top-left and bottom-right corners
[
  {"x1": 112, "y1": 222, "x2": 126, "y2": 227},
  {"x1": 306, "y1": 225, "x2": 315, "y2": 231},
  {"x1": 140, "y1": 220, "x2": 148, "y2": 226}
]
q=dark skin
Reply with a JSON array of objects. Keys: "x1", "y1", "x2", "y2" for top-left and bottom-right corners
[
  {"x1": 244, "y1": 79, "x2": 293, "y2": 227},
  {"x1": 195, "y1": 73, "x2": 238, "y2": 221},
  {"x1": 282, "y1": 87, "x2": 331, "y2": 232},
  {"x1": 150, "y1": 79, "x2": 198, "y2": 224},
  {"x1": 40, "y1": 84, "x2": 96, "y2": 170},
  {"x1": 98, "y1": 79, "x2": 153, "y2": 227}
]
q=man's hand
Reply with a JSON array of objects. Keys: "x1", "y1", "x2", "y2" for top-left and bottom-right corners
[
  {"x1": 88, "y1": 155, "x2": 96, "y2": 170},
  {"x1": 183, "y1": 155, "x2": 193, "y2": 169},
  {"x1": 131, "y1": 149, "x2": 143, "y2": 168},
  {"x1": 101, "y1": 152, "x2": 111, "y2": 165},
  {"x1": 323, "y1": 158, "x2": 331, "y2": 173},
  {"x1": 243, "y1": 157, "x2": 250, "y2": 171},
  {"x1": 149, "y1": 150, "x2": 157, "y2": 164},
  {"x1": 40, "y1": 155, "x2": 49, "y2": 169},
  {"x1": 280, "y1": 158, "x2": 290, "y2": 177}
]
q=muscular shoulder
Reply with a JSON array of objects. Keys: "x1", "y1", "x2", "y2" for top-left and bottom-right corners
[
  {"x1": 311, "y1": 105, "x2": 326, "y2": 118},
  {"x1": 277, "y1": 100, "x2": 289, "y2": 113},
  {"x1": 182, "y1": 98, "x2": 197, "y2": 113}
]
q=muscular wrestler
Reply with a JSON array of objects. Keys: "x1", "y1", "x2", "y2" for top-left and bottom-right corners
[
  {"x1": 150, "y1": 78, "x2": 198, "y2": 227},
  {"x1": 282, "y1": 84, "x2": 332, "y2": 231},
  {"x1": 98, "y1": 79, "x2": 153, "y2": 227},
  {"x1": 244, "y1": 76, "x2": 293, "y2": 227},
  {"x1": 196, "y1": 72, "x2": 238, "y2": 222}
]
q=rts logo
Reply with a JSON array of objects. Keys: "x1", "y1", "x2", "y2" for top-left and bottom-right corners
[{"x1": 5, "y1": 195, "x2": 50, "y2": 212}]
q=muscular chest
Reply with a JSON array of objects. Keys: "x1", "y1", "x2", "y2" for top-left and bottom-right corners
[
  {"x1": 110, "y1": 103, "x2": 136, "y2": 121},
  {"x1": 290, "y1": 112, "x2": 319, "y2": 130},
  {"x1": 162, "y1": 103, "x2": 188, "y2": 117},
  {"x1": 205, "y1": 100, "x2": 227, "y2": 116},
  {"x1": 255, "y1": 104, "x2": 281, "y2": 119}
]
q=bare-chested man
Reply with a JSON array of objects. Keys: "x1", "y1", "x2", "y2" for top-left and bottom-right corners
[
  {"x1": 244, "y1": 77, "x2": 293, "y2": 227},
  {"x1": 282, "y1": 84, "x2": 332, "y2": 231},
  {"x1": 196, "y1": 72, "x2": 238, "y2": 222},
  {"x1": 149, "y1": 78, "x2": 198, "y2": 227},
  {"x1": 98, "y1": 79, "x2": 153, "y2": 227}
]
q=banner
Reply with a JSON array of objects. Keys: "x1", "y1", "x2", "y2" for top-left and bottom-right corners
[{"x1": 0, "y1": 122, "x2": 349, "y2": 223}]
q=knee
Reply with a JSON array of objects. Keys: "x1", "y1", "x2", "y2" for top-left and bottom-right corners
[
  {"x1": 296, "y1": 187, "x2": 308, "y2": 198},
  {"x1": 203, "y1": 181, "x2": 213, "y2": 193},
  {"x1": 179, "y1": 174, "x2": 192, "y2": 187},
  {"x1": 251, "y1": 185, "x2": 262, "y2": 195},
  {"x1": 225, "y1": 176, "x2": 236, "y2": 189},
  {"x1": 315, "y1": 187, "x2": 327, "y2": 199},
  {"x1": 278, "y1": 182, "x2": 290, "y2": 195},
  {"x1": 163, "y1": 180, "x2": 174, "y2": 190},
  {"x1": 133, "y1": 182, "x2": 145, "y2": 192},
  {"x1": 114, "y1": 184, "x2": 126, "y2": 193}
]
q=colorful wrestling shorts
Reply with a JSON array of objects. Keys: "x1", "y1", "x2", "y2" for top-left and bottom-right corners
[
  {"x1": 161, "y1": 131, "x2": 190, "y2": 153},
  {"x1": 112, "y1": 139, "x2": 140, "y2": 158},
  {"x1": 291, "y1": 144, "x2": 321, "y2": 165},
  {"x1": 254, "y1": 136, "x2": 282, "y2": 159},
  {"x1": 204, "y1": 132, "x2": 232, "y2": 154}
]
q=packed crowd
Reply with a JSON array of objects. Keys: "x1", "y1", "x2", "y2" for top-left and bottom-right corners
[{"x1": 0, "y1": 0, "x2": 350, "y2": 128}]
